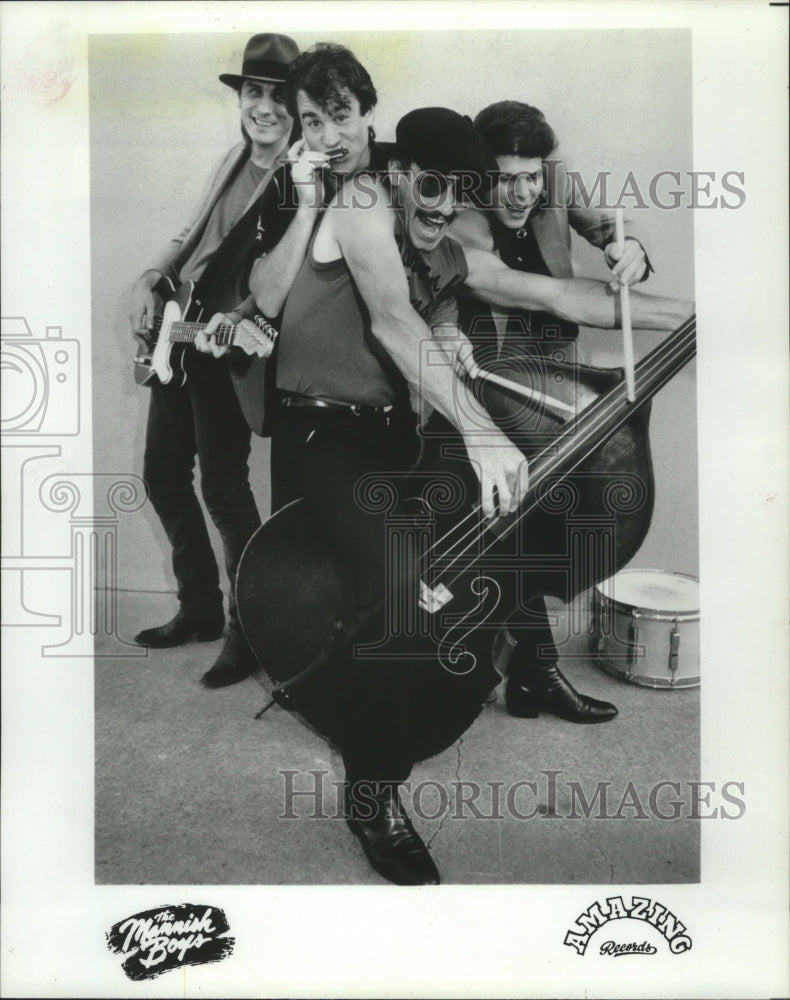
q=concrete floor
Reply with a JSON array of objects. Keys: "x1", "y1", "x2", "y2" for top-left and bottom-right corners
[{"x1": 95, "y1": 590, "x2": 699, "y2": 886}]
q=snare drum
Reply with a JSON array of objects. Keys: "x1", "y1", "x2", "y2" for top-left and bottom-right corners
[{"x1": 589, "y1": 569, "x2": 699, "y2": 689}]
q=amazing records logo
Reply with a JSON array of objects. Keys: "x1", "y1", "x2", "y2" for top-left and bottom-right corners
[{"x1": 563, "y1": 895, "x2": 692, "y2": 957}]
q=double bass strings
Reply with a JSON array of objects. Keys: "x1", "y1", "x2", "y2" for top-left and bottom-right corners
[
  {"x1": 422, "y1": 316, "x2": 697, "y2": 594},
  {"x1": 449, "y1": 315, "x2": 697, "y2": 584}
]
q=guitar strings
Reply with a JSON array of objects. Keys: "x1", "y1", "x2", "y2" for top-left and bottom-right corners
[
  {"x1": 167, "y1": 320, "x2": 276, "y2": 346},
  {"x1": 168, "y1": 322, "x2": 236, "y2": 345}
]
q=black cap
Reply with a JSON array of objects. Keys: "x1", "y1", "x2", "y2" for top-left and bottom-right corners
[{"x1": 395, "y1": 107, "x2": 500, "y2": 203}]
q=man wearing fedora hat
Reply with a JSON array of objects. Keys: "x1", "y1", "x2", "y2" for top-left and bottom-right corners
[{"x1": 128, "y1": 34, "x2": 300, "y2": 688}]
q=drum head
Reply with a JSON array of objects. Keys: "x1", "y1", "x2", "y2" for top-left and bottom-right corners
[{"x1": 596, "y1": 569, "x2": 699, "y2": 618}]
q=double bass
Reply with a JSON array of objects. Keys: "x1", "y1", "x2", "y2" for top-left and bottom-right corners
[{"x1": 236, "y1": 314, "x2": 696, "y2": 762}]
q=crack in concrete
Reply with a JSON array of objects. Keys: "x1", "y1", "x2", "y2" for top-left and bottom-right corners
[
  {"x1": 426, "y1": 736, "x2": 464, "y2": 848},
  {"x1": 597, "y1": 844, "x2": 616, "y2": 882}
]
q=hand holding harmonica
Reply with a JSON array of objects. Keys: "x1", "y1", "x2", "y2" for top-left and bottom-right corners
[
  {"x1": 281, "y1": 139, "x2": 349, "y2": 211},
  {"x1": 279, "y1": 139, "x2": 348, "y2": 166},
  {"x1": 279, "y1": 140, "x2": 348, "y2": 165}
]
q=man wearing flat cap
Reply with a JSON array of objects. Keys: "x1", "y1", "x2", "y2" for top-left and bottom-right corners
[{"x1": 128, "y1": 34, "x2": 299, "y2": 687}]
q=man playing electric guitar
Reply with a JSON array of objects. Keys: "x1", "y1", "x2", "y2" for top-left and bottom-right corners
[
  {"x1": 134, "y1": 275, "x2": 277, "y2": 389},
  {"x1": 128, "y1": 34, "x2": 299, "y2": 687}
]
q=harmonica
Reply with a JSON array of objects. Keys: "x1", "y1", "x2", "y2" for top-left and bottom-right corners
[{"x1": 278, "y1": 145, "x2": 349, "y2": 165}]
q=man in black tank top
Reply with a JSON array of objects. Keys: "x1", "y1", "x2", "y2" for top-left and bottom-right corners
[
  {"x1": 202, "y1": 88, "x2": 692, "y2": 884},
  {"x1": 256, "y1": 106, "x2": 530, "y2": 888}
]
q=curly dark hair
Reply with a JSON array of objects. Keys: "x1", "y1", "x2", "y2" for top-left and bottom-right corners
[
  {"x1": 285, "y1": 42, "x2": 377, "y2": 119},
  {"x1": 474, "y1": 100, "x2": 557, "y2": 160}
]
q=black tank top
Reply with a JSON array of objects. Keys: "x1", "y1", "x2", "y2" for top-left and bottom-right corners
[{"x1": 278, "y1": 212, "x2": 468, "y2": 406}]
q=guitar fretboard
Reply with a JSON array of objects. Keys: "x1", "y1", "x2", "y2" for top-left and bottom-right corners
[{"x1": 169, "y1": 322, "x2": 237, "y2": 346}]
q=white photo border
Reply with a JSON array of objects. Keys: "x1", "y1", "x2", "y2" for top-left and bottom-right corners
[{"x1": 1, "y1": 2, "x2": 788, "y2": 997}]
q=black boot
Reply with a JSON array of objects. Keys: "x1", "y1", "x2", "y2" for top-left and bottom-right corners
[
  {"x1": 135, "y1": 609, "x2": 224, "y2": 648},
  {"x1": 200, "y1": 631, "x2": 258, "y2": 688},
  {"x1": 345, "y1": 781, "x2": 440, "y2": 886},
  {"x1": 505, "y1": 657, "x2": 618, "y2": 724}
]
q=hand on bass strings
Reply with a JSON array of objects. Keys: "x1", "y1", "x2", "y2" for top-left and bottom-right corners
[{"x1": 462, "y1": 431, "x2": 529, "y2": 521}]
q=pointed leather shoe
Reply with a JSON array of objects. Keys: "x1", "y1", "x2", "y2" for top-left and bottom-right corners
[
  {"x1": 505, "y1": 661, "x2": 618, "y2": 724},
  {"x1": 135, "y1": 610, "x2": 224, "y2": 648},
  {"x1": 200, "y1": 632, "x2": 258, "y2": 688},
  {"x1": 345, "y1": 784, "x2": 440, "y2": 886}
]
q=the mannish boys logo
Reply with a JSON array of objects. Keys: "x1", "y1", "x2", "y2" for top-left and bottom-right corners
[
  {"x1": 563, "y1": 895, "x2": 692, "y2": 956},
  {"x1": 106, "y1": 903, "x2": 234, "y2": 981}
]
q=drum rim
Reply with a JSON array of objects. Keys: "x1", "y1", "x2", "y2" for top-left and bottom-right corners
[
  {"x1": 593, "y1": 568, "x2": 700, "y2": 619},
  {"x1": 592, "y1": 656, "x2": 701, "y2": 689}
]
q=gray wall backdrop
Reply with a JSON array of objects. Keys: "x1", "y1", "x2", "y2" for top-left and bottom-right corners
[{"x1": 89, "y1": 29, "x2": 696, "y2": 599}]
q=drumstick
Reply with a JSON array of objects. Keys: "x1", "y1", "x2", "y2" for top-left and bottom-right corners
[
  {"x1": 614, "y1": 209, "x2": 636, "y2": 403},
  {"x1": 471, "y1": 366, "x2": 576, "y2": 418}
]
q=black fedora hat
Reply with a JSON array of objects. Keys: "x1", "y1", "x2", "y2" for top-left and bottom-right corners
[{"x1": 219, "y1": 33, "x2": 299, "y2": 89}]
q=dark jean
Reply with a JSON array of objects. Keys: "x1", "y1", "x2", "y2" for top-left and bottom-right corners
[{"x1": 142, "y1": 353, "x2": 261, "y2": 629}]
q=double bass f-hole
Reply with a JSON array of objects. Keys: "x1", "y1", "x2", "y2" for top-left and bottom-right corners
[{"x1": 437, "y1": 573, "x2": 503, "y2": 676}]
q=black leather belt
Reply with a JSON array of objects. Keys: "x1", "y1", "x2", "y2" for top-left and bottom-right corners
[{"x1": 281, "y1": 393, "x2": 397, "y2": 420}]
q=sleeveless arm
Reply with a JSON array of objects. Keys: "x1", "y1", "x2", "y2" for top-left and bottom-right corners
[
  {"x1": 330, "y1": 192, "x2": 529, "y2": 518},
  {"x1": 463, "y1": 247, "x2": 689, "y2": 330},
  {"x1": 249, "y1": 166, "x2": 318, "y2": 319}
]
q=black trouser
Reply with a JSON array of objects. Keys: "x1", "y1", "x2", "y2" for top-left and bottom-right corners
[
  {"x1": 142, "y1": 353, "x2": 261, "y2": 630},
  {"x1": 506, "y1": 598, "x2": 559, "y2": 673},
  {"x1": 271, "y1": 404, "x2": 422, "y2": 784}
]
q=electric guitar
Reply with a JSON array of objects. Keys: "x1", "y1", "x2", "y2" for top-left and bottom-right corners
[{"x1": 133, "y1": 276, "x2": 278, "y2": 389}]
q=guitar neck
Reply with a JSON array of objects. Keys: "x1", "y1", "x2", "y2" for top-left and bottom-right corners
[{"x1": 168, "y1": 321, "x2": 237, "y2": 346}]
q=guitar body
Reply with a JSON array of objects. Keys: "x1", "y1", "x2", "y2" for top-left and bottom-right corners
[
  {"x1": 133, "y1": 277, "x2": 194, "y2": 388},
  {"x1": 132, "y1": 277, "x2": 275, "y2": 436}
]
